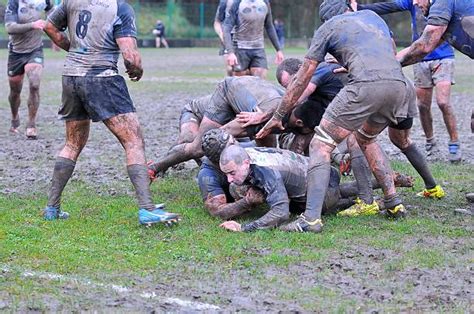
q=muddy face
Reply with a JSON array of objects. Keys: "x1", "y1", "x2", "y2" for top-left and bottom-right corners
[{"x1": 220, "y1": 160, "x2": 250, "y2": 185}]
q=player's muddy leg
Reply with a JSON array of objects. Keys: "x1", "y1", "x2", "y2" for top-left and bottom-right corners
[
  {"x1": 435, "y1": 81, "x2": 458, "y2": 143},
  {"x1": 149, "y1": 117, "x2": 222, "y2": 174},
  {"x1": 8, "y1": 74, "x2": 23, "y2": 133},
  {"x1": 249, "y1": 67, "x2": 267, "y2": 79},
  {"x1": 47, "y1": 119, "x2": 90, "y2": 209},
  {"x1": 356, "y1": 121, "x2": 403, "y2": 214},
  {"x1": 104, "y1": 112, "x2": 155, "y2": 211},
  {"x1": 177, "y1": 121, "x2": 200, "y2": 144},
  {"x1": 416, "y1": 87, "x2": 436, "y2": 149},
  {"x1": 24, "y1": 63, "x2": 42, "y2": 139},
  {"x1": 346, "y1": 133, "x2": 373, "y2": 204},
  {"x1": 304, "y1": 120, "x2": 351, "y2": 221},
  {"x1": 389, "y1": 127, "x2": 437, "y2": 189}
]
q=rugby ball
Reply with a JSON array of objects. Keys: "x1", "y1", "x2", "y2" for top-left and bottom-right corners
[{"x1": 152, "y1": 29, "x2": 161, "y2": 36}]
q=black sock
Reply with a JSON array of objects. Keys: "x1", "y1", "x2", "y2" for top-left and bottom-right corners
[
  {"x1": 402, "y1": 144, "x2": 436, "y2": 189},
  {"x1": 127, "y1": 164, "x2": 155, "y2": 211},
  {"x1": 47, "y1": 157, "x2": 76, "y2": 208}
]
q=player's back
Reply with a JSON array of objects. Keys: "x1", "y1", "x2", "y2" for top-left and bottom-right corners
[{"x1": 49, "y1": 0, "x2": 136, "y2": 76}]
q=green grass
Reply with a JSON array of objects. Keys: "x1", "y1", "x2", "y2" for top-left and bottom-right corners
[{"x1": 0, "y1": 47, "x2": 473, "y2": 311}]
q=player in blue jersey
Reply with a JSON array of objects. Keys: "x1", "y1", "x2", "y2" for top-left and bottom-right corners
[
  {"x1": 357, "y1": 0, "x2": 461, "y2": 162},
  {"x1": 41, "y1": 0, "x2": 179, "y2": 226}
]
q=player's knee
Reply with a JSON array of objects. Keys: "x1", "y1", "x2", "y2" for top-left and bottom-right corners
[{"x1": 355, "y1": 128, "x2": 377, "y2": 146}]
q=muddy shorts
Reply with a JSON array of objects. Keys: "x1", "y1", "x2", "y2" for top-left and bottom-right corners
[
  {"x1": 59, "y1": 75, "x2": 135, "y2": 122},
  {"x1": 180, "y1": 102, "x2": 202, "y2": 125},
  {"x1": 7, "y1": 47, "x2": 43, "y2": 77},
  {"x1": 389, "y1": 78, "x2": 418, "y2": 130},
  {"x1": 235, "y1": 48, "x2": 268, "y2": 71},
  {"x1": 198, "y1": 159, "x2": 230, "y2": 201},
  {"x1": 413, "y1": 58, "x2": 455, "y2": 88},
  {"x1": 323, "y1": 80, "x2": 412, "y2": 131}
]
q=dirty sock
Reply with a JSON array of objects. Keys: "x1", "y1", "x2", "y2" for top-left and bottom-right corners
[
  {"x1": 127, "y1": 164, "x2": 155, "y2": 211},
  {"x1": 402, "y1": 143, "x2": 436, "y2": 189},
  {"x1": 47, "y1": 157, "x2": 76, "y2": 208},
  {"x1": 305, "y1": 160, "x2": 331, "y2": 221},
  {"x1": 350, "y1": 149, "x2": 374, "y2": 204}
]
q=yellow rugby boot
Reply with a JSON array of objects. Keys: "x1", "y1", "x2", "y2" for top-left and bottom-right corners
[
  {"x1": 337, "y1": 198, "x2": 380, "y2": 217},
  {"x1": 416, "y1": 185, "x2": 445, "y2": 199}
]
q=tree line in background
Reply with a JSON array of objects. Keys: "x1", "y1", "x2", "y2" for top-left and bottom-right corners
[{"x1": 0, "y1": 0, "x2": 412, "y2": 44}]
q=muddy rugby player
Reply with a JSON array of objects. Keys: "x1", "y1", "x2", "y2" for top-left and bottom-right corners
[
  {"x1": 5, "y1": 0, "x2": 54, "y2": 139},
  {"x1": 148, "y1": 76, "x2": 284, "y2": 177},
  {"x1": 252, "y1": 57, "x2": 444, "y2": 217},
  {"x1": 356, "y1": 0, "x2": 461, "y2": 162},
  {"x1": 41, "y1": 0, "x2": 178, "y2": 226},
  {"x1": 223, "y1": 0, "x2": 284, "y2": 78},
  {"x1": 198, "y1": 129, "x2": 414, "y2": 227},
  {"x1": 257, "y1": 0, "x2": 422, "y2": 232}
]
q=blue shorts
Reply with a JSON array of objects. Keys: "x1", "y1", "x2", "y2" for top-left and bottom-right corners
[
  {"x1": 59, "y1": 75, "x2": 136, "y2": 122},
  {"x1": 197, "y1": 160, "x2": 231, "y2": 201}
]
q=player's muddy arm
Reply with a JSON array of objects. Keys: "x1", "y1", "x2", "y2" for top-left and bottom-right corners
[
  {"x1": 274, "y1": 58, "x2": 318, "y2": 120},
  {"x1": 117, "y1": 37, "x2": 143, "y2": 81},
  {"x1": 44, "y1": 21, "x2": 70, "y2": 51},
  {"x1": 205, "y1": 194, "x2": 252, "y2": 220},
  {"x1": 397, "y1": 25, "x2": 447, "y2": 66},
  {"x1": 5, "y1": 21, "x2": 35, "y2": 34},
  {"x1": 149, "y1": 137, "x2": 205, "y2": 173}
]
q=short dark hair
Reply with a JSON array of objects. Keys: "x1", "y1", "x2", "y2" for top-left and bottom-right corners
[
  {"x1": 276, "y1": 58, "x2": 302, "y2": 85},
  {"x1": 293, "y1": 99, "x2": 326, "y2": 130}
]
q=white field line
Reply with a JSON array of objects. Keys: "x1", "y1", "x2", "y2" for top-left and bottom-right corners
[{"x1": 2, "y1": 266, "x2": 220, "y2": 311}]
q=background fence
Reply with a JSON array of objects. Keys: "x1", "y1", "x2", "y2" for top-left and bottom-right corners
[{"x1": 0, "y1": 0, "x2": 414, "y2": 45}]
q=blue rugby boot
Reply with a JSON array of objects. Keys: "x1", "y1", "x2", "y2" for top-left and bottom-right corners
[
  {"x1": 139, "y1": 204, "x2": 180, "y2": 226},
  {"x1": 43, "y1": 206, "x2": 70, "y2": 221}
]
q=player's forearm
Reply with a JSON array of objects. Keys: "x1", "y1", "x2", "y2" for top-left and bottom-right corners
[
  {"x1": 357, "y1": 2, "x2": 402, "y2": 15},
  {"x1": 241, "y1": 203, "x2": 289, "y2": 232},
  {"x1": 398, "y1": 25, "x2": 445, "y2": 66},
  {"x1": 264, "y1": 17, "x2": 281, "y2": 52},
  {"x1": 273, "y1": 58, "x2": 317, "y2": 120},
  {"x1": 207, "y1": 198, "x2": 252, "y2": 220},
  {"x1": 44, "y1": 23, "x2": 70, "y2": 51},
  {"x1": 213, "y1": 20, "x2": 224, "y2": 43},
  {"x1": 122, "y1": 48, "x2": 142, "y2": 76},
  {"x1": 6, "y1": 22, "x2": 33, "y2": 34}
]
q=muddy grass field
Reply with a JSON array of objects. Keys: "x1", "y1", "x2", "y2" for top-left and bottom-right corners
[{"x1": 0, "y1": 48, "x2": 473, "y2": 311}]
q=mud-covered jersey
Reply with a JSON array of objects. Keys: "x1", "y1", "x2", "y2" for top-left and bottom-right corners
[
  {"x1": 358, "y1": 0, "x2": 455, "y2": 61},
  {"x1": 309, "y1": 62, "x2": 347, "y2": 106},
  {"x1": 187, "y1": 95, "x2": 212, "y2": 121},
  {"x1": 427, "y1": 0, "x2": 474, "y2": 59},
  {"x1": 48, "y1": 0, "x2": 137, "y2": 77},
  {"x1": 5, "y1": 0, "x2": 53, "y2": 53},
  {"x1": 306, "y1": 10, "x2": 406, "y2": 83},
  {"x1": 215, "y1": 0, "x2": 233, "y2": 23},
  {"x1": 241, "y1": 147, "x2": 340, "y2": 232},
  {"x1": 223, "y1": 0, "x2": 280, "y2": 51}
]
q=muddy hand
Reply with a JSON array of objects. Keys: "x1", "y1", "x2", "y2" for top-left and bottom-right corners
[
  {"x1": 256, "y1": 117, "x2": 284, "y2": 139},
  {"x1": 237, "y1": 112, "x2": 266, "y2": 128},
  {"x1": 220, "y1": 221, "x2": 242, "y2": 232}
]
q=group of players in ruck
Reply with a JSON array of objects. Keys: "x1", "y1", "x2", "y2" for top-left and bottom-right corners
[{"x1": 6, "y1": 0, "x2": 473, "y2": 231}]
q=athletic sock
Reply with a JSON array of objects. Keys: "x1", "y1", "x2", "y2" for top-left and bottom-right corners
[
  {"x1": 305, "y1": 159, "x2": 331, "y2": 221},
  {"x1": 402, "y1": 143, "x2": 436, "y2": 189},
  {"x1": 47, "y1": 157, "x2": 76, "y2": 208},
  {"x1": 350, "y1": 149, "x2": 374, "y2": 204},
  {"x1": 127, "y1": 164, "x2": 155, "y2": 211}
]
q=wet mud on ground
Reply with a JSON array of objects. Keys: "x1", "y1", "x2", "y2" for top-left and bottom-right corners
[{"x1": 0, "y1": 49, "x2": 473, "y2": 311}]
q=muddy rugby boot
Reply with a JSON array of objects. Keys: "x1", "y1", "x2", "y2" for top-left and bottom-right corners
[
  {"x1": 139, "y1": 204, "x2": 180, "y2": 226},
  {"x1": 448, "y1": 142, "x2": 462, "y2": 163},
  {"x1": 9, "y1": 119, "x2": 20, "y2": 134},
  {"x1": 279, "y1": 215, "x2": 323, "y2": 233},
  {"x1": 43, "y1": 206, "x2": 70, "y2": 221},
  {"x1": 337, "y1": 198, "x2": 380, "y2": 217},
  {"x1": 416, "y1": 185, "x2": 445, "y2": 199},
  {"x1": 382, "y1": 204, "x2": 407, "y2": 219},
  {"x1": 26, "y1": 127, "x2": 38, "y2": 140}
]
